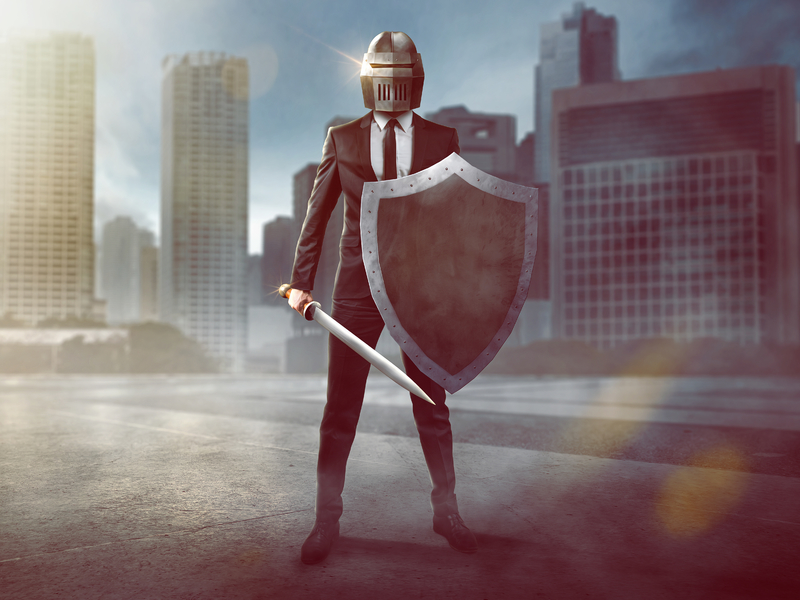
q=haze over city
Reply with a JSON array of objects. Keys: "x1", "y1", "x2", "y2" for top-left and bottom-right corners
[{"x1": 2, "y1": 0, "x2": 797, "y2": 252}]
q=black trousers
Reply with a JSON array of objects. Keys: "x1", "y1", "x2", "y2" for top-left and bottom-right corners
[{"x1": 314, "y1": 296, "x2": 459, "y2": 523}]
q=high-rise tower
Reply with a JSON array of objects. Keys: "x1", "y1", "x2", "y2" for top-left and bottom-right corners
[
  {"x1": 0, "y1": 31, "x2": 95, "y2": 325},
  {"x1": 160, "y1": 52, "x2": 248, "y2": 372},
  {"x1": 534, "y1": 3, "x2": 619, "y2": 184}
]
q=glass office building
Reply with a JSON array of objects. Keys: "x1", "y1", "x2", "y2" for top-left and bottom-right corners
[{"x1": 551, "y1": 65, "x2": 799, "y2": 347}]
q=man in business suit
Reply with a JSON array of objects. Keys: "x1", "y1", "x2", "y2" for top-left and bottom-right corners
[{"x1": 288, "y1": 31, "x2": 477, "y2": 564}]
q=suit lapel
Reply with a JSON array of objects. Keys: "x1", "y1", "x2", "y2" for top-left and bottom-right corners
[
  {"x1": 357, "y1": 112, "x2": 377, "y2": 182},
  {"x1": 411, "y1": 113, "x2": 428, "y2": 175}
]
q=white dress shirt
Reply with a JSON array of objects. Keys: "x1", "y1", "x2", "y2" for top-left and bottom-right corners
[{"x1": 370, "y1": 110, "x2": 414, "y2": 181}]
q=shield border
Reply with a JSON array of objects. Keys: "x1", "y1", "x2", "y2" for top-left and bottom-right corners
[{"x1": 361, "y1": 152, "x2": 538, "y2": 393}]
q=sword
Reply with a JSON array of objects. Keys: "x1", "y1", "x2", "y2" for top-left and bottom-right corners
[{"x1": 279, "y1": 284, "x2": 435, "y2": 405}]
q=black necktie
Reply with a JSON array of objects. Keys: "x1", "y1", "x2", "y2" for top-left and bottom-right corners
[{"x1": 383, "y1": 118, "x2": 398, "y2": 180}]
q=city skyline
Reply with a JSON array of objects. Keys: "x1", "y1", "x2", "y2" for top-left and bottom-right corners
[{"x1": 2, "y1": 0, "x2": 797, "y2": 253}]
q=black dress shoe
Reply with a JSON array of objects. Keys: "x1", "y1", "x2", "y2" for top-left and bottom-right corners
[
  {"x1": 300, "y1": 520, "x2": 340, "y2": 564},
  {"x1": 433, "y1": 513, "x2": 478, "y2": 553}
]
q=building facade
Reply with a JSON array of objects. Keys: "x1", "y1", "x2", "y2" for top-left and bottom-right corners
[
  {"x1": 160, "y1": 52, "x2": 249, "y2": 372},
  {"x1": 261, "y1": 216, "x2": 294, "y2": 305},
  {"x1": 99, "y1": 216, "x2": 142, "y2": 324},
  {"x1": 425, "y1": 105, "x2": 517, "y2": 180},
  {"x1": 534, "y1": 3, "x2": 619, "y2": 184},
  {"x1": 551, "y1": 65, "x2": 799, "y2": 348},
  {"x1": 139, "y1": 240, "x2": 158, "y2": 322},
  {"x1": 0, "y1": 31, "x2": 95, "y2": 325}
]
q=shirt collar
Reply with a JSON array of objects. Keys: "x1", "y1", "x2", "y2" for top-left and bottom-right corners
[{"x1": 373, "y1": 110, "x2": 414, "y2": 132}]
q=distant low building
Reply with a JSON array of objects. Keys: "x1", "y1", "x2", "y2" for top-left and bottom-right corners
[
  {"x1": 261, "y1": 218, "x2": 294, "y2": 305},
  {"x1": 425, "y1": 105, "x2": 517, "y2": 180},
  {"x1": 0, "y1": 328, "x2": 129, "y2": 373},
  {"x1": 100, "y1": 217, "x2": 142, "y2": 324},
  {"x1": 140, "y1": 243, "x2": 159, "y2": 322}
]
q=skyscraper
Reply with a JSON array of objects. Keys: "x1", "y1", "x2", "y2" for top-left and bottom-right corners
[
  {"x1": 534, "y1": 3, "x2": 619, "y2": 184},
  {"x1": 160, "y1": 52, "x2": 248, "y2": 372},
  {"x1": 550, "y1": 65, "x2": 799, "y2": 347},
  {"x1": 99, "y1": 216, "x2": 142, "y2": 324},
  {"x1": 0, "y1": 31, "x2": 95, "y2": 325}
]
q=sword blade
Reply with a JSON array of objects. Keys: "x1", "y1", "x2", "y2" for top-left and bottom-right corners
[{"x1": 304, "y1": 302, "x2": 435, "y2": 405}]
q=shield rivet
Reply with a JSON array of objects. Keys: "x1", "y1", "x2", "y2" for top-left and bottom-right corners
[
  {"x1": 391, "y1": 188, "x2": 393, "y2": 191},
  {"x1": 410, "y1": 184, "x2": 413, "y2": 187}
]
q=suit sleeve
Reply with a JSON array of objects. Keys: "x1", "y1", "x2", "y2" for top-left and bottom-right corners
[
  {"x1": 449, "y1": 128, "x2": 460, "y2": 156},
  {"x1": 290, "y1": 129, "x2": 342, "y2": 291}
]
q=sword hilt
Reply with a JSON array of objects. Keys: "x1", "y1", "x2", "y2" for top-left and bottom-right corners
[
  {"x1": 278, "y1": 283, "x2": 293, "y2": 299},
  {"x1": 279, "y1": 283, "x2": 316, "y2": 321}
]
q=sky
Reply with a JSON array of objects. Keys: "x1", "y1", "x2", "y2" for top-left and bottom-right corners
[{"x1": 1, "y1": 0, "x2": 798, "y2": 253}]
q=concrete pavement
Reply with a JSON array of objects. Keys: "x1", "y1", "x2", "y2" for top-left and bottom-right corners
[{"x1": 1, "y1": 376, "x2": 799, "y2": 599}]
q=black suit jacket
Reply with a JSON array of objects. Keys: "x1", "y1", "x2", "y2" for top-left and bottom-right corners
[{"x1": 291, "y1": 111, "x2": 460, "y2": 301}]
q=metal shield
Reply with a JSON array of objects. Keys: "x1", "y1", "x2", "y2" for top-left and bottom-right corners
[{"x1": 361, "y1": 152, "x2": 538, "y2": 393}]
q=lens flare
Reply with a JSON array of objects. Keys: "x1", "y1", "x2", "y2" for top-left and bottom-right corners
[{"x1": 656, "y1": 445, "x2": 750, "y2": 536}]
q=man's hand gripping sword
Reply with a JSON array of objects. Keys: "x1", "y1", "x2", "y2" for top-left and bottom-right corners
[{"x1": 279, "y1": 284, "x2": 435, "y2": 405}]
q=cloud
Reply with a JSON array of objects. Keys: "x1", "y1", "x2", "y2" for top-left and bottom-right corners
[{"x1": 645, "y1": 0, "x2": 800, "y2": 86}]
